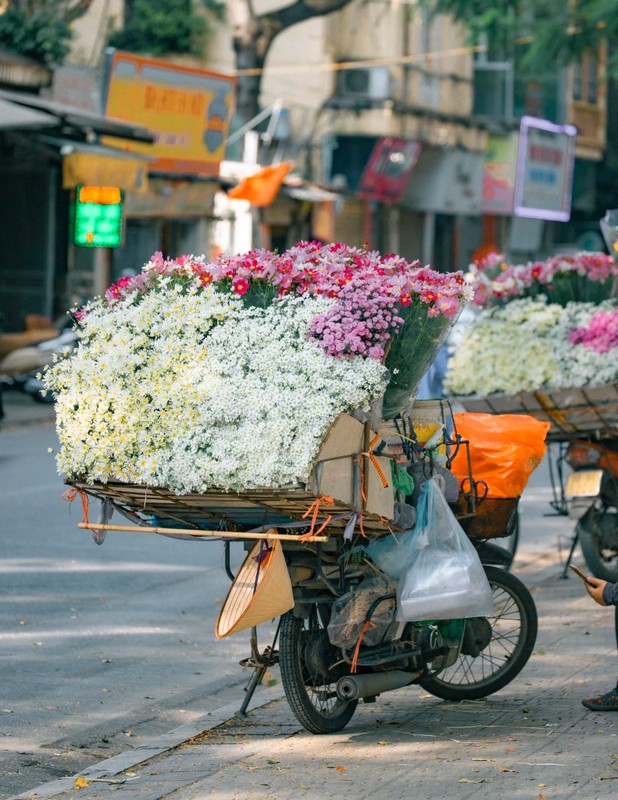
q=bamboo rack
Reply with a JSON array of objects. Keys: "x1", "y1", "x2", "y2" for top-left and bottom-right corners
[
  {"x1": 67, "y1": 474, "x2": 394, "y2": 537},
  {"x1": 78, "y1": 522, "x2": 329, "y2": 542}
]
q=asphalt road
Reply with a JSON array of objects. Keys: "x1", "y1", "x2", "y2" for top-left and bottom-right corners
[{"x1": 0, "y1": 419, "x2": 261, "y2": 798}]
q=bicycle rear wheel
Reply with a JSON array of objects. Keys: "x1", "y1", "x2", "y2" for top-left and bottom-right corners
[{"x1": 419, "y1": 565, "x2": 537, "y2": 701}]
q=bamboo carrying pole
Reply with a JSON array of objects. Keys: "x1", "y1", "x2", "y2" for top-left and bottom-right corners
[{"x1": 77, "y1": 522, "x2": 329, "y2": 542}]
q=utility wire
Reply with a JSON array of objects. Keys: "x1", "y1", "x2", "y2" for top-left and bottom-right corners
[{"x1": 230, "y1": 43, "x2": 486, "y2": 78}]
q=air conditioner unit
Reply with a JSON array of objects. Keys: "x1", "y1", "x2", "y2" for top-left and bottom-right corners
[
  {"x1": 336, "y1": 65, "x2": 391, "y2": 102},
  {"x1": 473, "y1": 63, "x2": 513, "y2": 119}
]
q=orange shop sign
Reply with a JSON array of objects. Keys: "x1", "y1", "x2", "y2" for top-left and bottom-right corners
[{"x1": 103, "y1": 51, "x2": 235, "y2": 176}]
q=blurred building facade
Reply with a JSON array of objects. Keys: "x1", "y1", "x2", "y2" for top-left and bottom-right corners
[
  {"x1": 205, "y1": 1, "x2": 609, "y2": 269},
  {"x1": 0, "y1": 0, "x2": 611, "y2": 331}
]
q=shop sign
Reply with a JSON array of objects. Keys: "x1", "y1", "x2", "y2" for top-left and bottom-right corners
[
  {"x1": 482, "y1": 133, "x2": 518, "y2": 215},
  {"x1": 103, "y1": 51, "x2": 235, "y2": 176},
  {"x1": 73, "y1": 185, "x2": 123, "y2": 248},
  {"x1": 514, "y1": 116, "x2": 577, "y2": 221},
  {"x1": 49, "y1": 65, "x2": 102, "y2": 114},
  {"x1": 400, "y1": 146, "x2": 483, "y2": 215}
]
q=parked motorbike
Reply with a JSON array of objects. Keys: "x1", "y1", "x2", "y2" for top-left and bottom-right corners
[
  {"x1": 0, "y1": 325, "x2": 77, "y2": 404},
  {"x1": 231, "y1": 458, "x2": 534, "y2": 734},
  {"x1": 564, "y1": 438, "x2": 618, "y2": 582},
  {"x1": 69, "y1": 407, "x2": 539, "y2": 735},
  {"x1": 270, "y1": 416, "x2": 538, "y2": 733},
  {"x1": 265, "y1": 536, "x2": 537, "y2": 734}
]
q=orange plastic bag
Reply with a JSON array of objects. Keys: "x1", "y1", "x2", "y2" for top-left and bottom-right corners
[{"x1": 450, "y1": 413, "x2": 550, "y2": 499}]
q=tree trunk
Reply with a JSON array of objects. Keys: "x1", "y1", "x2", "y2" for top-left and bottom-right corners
[
  {"x1": 229, "y1": 0, "x2": 354, "y2": 124},
  {"x1": 63, "y1": 0, "x2": 96, "y2": 24},
  {"x1": 13, "y1": 0, "x2": 94, "y2": 20}
]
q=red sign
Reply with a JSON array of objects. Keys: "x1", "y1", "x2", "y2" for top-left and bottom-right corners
[{"x1": 360, "y1": 138, "x2": 421, "y2": 203}]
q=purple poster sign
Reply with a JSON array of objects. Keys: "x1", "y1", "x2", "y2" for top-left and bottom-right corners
[{"x1": 514, "y1": 116, "x2": 577, "y2": 222}]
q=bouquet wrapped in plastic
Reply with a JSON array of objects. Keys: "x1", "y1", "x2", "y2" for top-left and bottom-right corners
[{"x1": 44, "y1": 242, "x2": 470, "y2": 495}]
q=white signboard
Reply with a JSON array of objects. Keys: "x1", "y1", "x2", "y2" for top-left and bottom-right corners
[
  {"x1": 514, "y1": 116, "x2": 577, "y2": 222},
  {"x1": 400, "y1": 146, "x2": 483, "y2": 215}
]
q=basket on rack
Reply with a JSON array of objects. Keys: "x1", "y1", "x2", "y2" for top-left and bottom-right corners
[{"x1": 451, "y1": 495, "x2": 519, "y2": 540}]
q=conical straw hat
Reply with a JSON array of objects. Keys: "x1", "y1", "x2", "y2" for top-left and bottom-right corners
[{"x1": 216, "y1": 538, "x2": 294, "y2": 638}]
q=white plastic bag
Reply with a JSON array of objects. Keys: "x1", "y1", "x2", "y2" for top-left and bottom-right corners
[{"x1": 397, "y1": 476, "x2": 495, "y2": 621}]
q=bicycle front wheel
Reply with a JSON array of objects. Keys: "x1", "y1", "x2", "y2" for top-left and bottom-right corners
[{"x1": 279, "y1": 604, "x2": 357, "y2": 734}]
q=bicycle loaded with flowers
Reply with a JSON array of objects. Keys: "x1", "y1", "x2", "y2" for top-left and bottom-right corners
[
  {"x1": 446, "y1": 246, "x2": 618, "y2": 582},
  {"x1": 44, "y1": 241, "x2": 539, "y2": 733}
]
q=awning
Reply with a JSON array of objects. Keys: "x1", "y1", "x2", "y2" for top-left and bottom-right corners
[
  {"x1": 63, "y1": 151, "x2": 149, "y2": 193},
  {"x1": 124, "y1": 177, "x2": 219, "y2": 218},
  {"x1": 0, "y1": 88, "x2": 154, "y2": 144},
  {"x1": 0, "y1": 97, "x2": 57, "y2": 130},
  {"x1": 29, "y1": 135, "x2": 152, "y2": 193},
  {"x1": 284, "y1": 184, "x2": 342, "y2": 202}
]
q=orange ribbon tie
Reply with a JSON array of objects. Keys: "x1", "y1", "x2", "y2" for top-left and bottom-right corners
[
  {"x1": 357, "y1": 433, "x2": 390, "y2": 538},
  {"x1": 299, "y1": 495, "x2": 334, "y2": 542},
  {"x1": 62, "y1": 487, "x2": 90, "y2": 525},
  {"x1": 351, "y1": 619, "x2": 376, "y2": 673}
]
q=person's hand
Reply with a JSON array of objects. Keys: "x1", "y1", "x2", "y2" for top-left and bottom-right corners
[{"x1": 585, "y1": 576, "x2": 608, "y2": 606}]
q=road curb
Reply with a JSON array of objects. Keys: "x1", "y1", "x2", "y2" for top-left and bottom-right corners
[{"x1": 1, "y1": 417, "x2": 54, "y2": 431}]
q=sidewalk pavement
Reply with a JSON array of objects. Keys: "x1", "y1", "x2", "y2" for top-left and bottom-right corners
[
  {"x1": 0, "y1": 389, "x2": 55, "y2": 429},
  {"x1": 5, "y1": 393, "x2": 618, "y2": 800}
]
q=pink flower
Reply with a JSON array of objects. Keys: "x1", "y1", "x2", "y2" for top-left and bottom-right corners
[
  {"x1": 472, "y1": 251, "x2": 618, "y2": 307},
  {"x1": 232, "y1": 278, "x2": 250, "y2": 296},
  {"x1": 570, "y1": 308, "x2": 618, "y2": 353},
  {"x1": 99, "y1": 242, "x2": 469, "y2": 361}
]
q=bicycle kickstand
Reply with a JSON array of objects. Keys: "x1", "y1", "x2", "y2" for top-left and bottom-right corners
[
  {"x1": 236, "y1": 624, "x2": 279, "y2": 717},
  {"x1": 560, "y1": 529, "x2": 580, "y2": 579}
]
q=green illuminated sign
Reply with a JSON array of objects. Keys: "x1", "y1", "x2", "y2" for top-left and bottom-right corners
[{"x1": 73, "y1": 185, "x2": 124, "y2": 248}]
